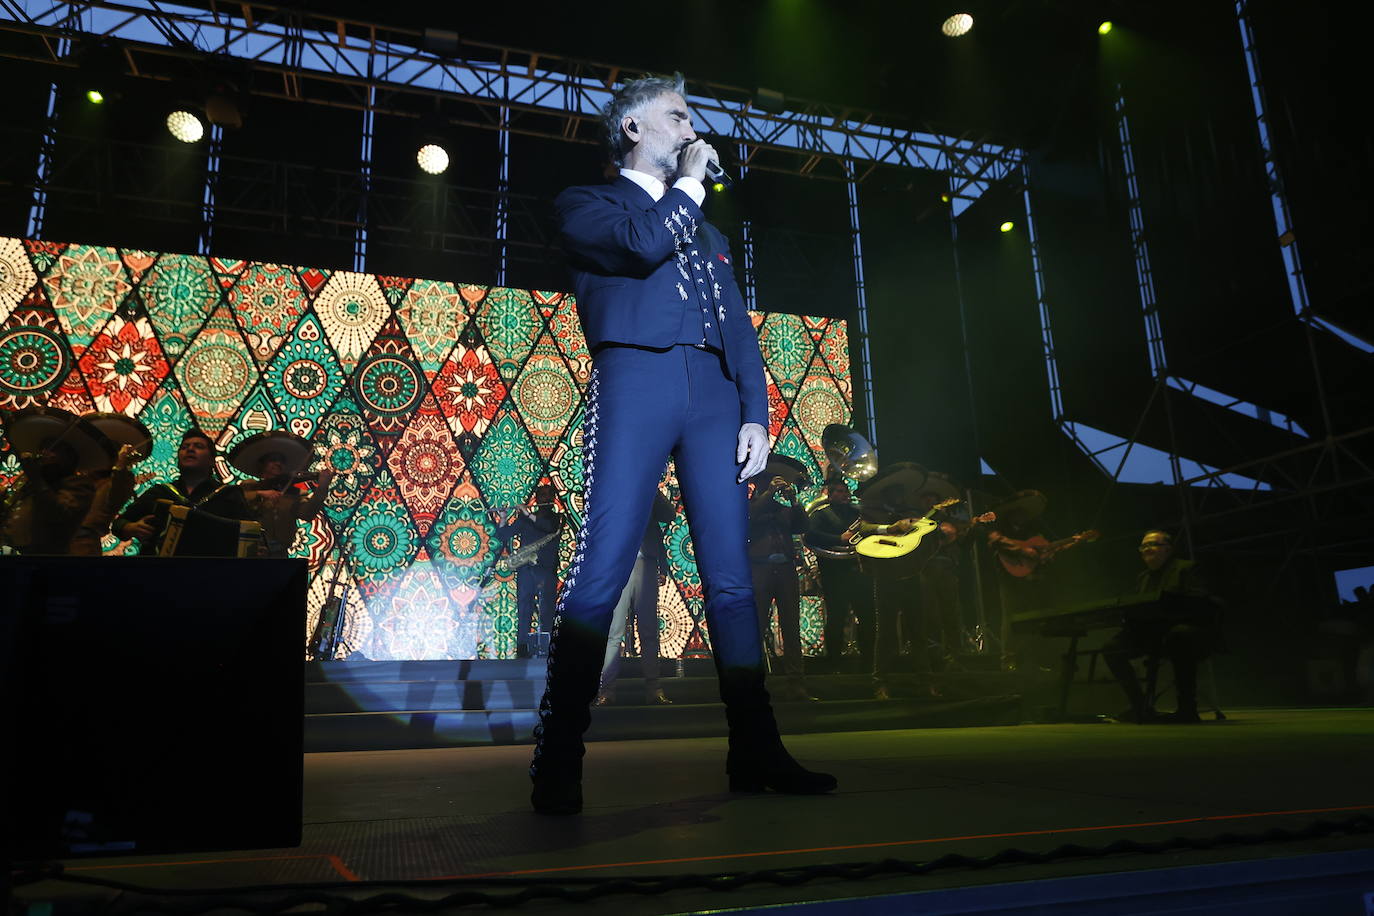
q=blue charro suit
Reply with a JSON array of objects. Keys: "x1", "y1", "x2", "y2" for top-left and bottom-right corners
[{"x1": 530, "y1": 174, "x2": 780, "y2": 795}]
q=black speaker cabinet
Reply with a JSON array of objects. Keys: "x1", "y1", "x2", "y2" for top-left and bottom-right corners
[{"x1": 3, "y1": 556, "x2": 306, "y2": 860}]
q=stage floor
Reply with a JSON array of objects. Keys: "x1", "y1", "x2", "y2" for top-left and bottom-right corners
[{"x1": 18, "y1": 708, "x2": 1374, "y2": 914}]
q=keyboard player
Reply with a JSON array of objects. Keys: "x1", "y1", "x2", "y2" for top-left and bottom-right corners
[{"x1": 1102, "y1": 530, "x2": 1219, "y2": 723}]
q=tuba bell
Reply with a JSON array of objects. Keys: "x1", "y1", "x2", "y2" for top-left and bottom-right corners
[
  {"x1": 803, "y1": 425, "x2": 878, "y2": 558},
  {"x1": 821, "y1": 424, "x2": 878, "y2": 485}
]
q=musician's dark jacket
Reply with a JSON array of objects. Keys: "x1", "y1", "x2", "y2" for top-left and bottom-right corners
[
  {"x1": 1125, "y1": 557, "x2": 1222, "y2": 646},
  {"x1": 2, "y1": 460, "x2": 94, "y2": 555},
  {"x1": 748, "y1": 489, "x2": 808, "y2": 563},
  {"x1": 497, "y1": 508, "x2": 562, "y2": 570},
  {"x1": 639, "y1": 492, "x2": 675, "y2": 570},
  {"x1": 554, "y1": 176, "x2": 767, "y2": 428},
  {"x1": 805, "y1": 502, "x2": 860, "y2": 556},
  {"x1": 112, "y1": 478, "x2": 253, "y2": 556},
  {"x1": 1136, "y1": 557, "x2": 1206, "y2": 597}
]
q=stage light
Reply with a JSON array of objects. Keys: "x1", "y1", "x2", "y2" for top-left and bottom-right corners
[
  {"x1": 166, "y1": 110, "x2": 204, "y2": 143},
  {"x1": 1000, "y1": 220, "x2": 1015, "y2": 233},
  {"x1": 85, "y1": 89, "x2": 105, "y2": 104},
  {"x1": 417, "y1": 143, "x2": 450, "y2": 175},
  {"x1": 941, "y1": 13, "x2": 973, "y2": 37},
  {"x1": 1098, "y1": 20, "x2": 1113, "y2": 35},
  {"x1": 712, "y1": 181, "x2": 726, "y2": 193},
  {"x1": 940, "y1": 193, "x2": 952, "y2": 204}
]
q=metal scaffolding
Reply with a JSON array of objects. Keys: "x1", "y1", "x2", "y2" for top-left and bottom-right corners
[{"x1": 0, "y1": 0, "x2": 1020, "y2": 199}]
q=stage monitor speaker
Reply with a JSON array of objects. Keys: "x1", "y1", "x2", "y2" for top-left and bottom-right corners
[{"x1": 3, "y1": 556, "x2": 307, "y2": 860}]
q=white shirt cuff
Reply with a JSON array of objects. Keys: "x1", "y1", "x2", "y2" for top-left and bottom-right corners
[{"x1": 671, "y1": 177, "x2": 707, "y2": 208}]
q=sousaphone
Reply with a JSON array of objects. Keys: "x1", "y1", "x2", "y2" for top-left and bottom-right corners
[{"x1": 803, "y1": 425, "x2": 877, "y2": 558}]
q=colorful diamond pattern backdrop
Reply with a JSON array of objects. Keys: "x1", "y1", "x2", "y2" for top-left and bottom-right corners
[{"x1": 0, "y1": 236, "x2": 851, "y2": 660}]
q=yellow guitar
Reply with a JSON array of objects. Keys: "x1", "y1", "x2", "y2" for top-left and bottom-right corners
[{"x1": 853, "y1": 497, "x2": 963, "y2": 560}]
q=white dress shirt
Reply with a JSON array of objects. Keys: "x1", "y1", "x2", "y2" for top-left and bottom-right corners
[{"x1": 621, "y1": 168, "x2": 706, "y2": 208}]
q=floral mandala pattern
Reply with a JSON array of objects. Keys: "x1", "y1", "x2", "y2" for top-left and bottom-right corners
[
  {"x1": 290, "y1": 513, "x2": 335, "y2": 567},
  {"x1": 345, "y1": 485, "x2": 418, "y2": 584},
  {"x1": 226, "y1": 263, "x2": 305, "y2": 365},
  {"x1": 315, "y1": 403, "x2": 383, "y2": 523},
  {"x1": 513, "y1": 353, "x2": 577, "y2": 459},
  {"x1": 0, "y1": 237, "x2": 38, "y2": 324},
  {"x1": 759, "y1": 313, "x2": 813, "y2": 385},
  {"x1": 792, "y1": 376, "x2": 848, "y2": 443},
  {"x1": 78, "y1": 315, "x2": 170, "y2": 414},
  {"x1": 478, "y1": 288, "x2": 541, "y2": 379},
  {"x1": 355, "y1": 353, "x2": 423, "y2": 421},
  {"x1": 174, "y1": 307, "x2": 256, "y2": 432},
  {"x1": 315, "y1": 271, "x2": 388, "y2": 369},
  {"x1": 387, "y1": 411, "x2": 462, "y2": 535},
  {"x1": 23, "y1": 240, "x2": 65, "y2": 275},
  {"x1": 140, "y1": 254, "x2": 220, "y2": 359},
  {"x1": 135, "y1": 385, "x2": 193, "y2": 485},
  {"x1": 263, "y1": 313, "x2": 345, "y2": 439},
  {"x1": 664, "y1": 517, "x2": 702, "y2": 591},
  {"x1": 471, "y1": 411, "x2": 540, "y2": 511},
  {"x1": 370, "y1": 562, "x2": 459, "y2": 660},
  {"x1": 433, "y1": 344, "x2": 506, "y2": 437},
  {"x1": 656, "y1": 583, "x2": 695, "y2": 660},
  {"x1": 0, "y1": 322, "x2": 69, "y2": 401},
  {"x1": 428, "y1": 477, "x2": 498, "y2": 589},
  {"x1": 396, "y1": 279, "x2": 464, "y2": 373},
  {"x1": 43, "y1": 245, "x2": 130, "y2": 352}
]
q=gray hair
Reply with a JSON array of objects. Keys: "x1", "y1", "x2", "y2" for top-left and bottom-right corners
[{"x1": 600, "y1": 72, "x2": 686, "y2": 167}]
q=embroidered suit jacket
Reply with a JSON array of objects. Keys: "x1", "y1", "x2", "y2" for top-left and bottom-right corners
[{"x1": 555, "y1": 176, "x2": 769, "y2": 428}]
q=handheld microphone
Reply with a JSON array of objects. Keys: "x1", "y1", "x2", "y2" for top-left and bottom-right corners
[{"x1": 704, "y1": 158, "x2": 735, "y2": 188}]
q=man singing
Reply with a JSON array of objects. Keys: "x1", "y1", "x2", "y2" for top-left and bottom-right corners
[{"x1": 530, "y1": 73, "x2": 836, "y2": 814}]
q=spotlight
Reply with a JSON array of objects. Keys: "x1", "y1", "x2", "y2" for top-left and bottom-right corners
[
  {"x1": 999, "y1": 220, "x2": 1015, "y2": 233},
  {"x1": 712, "y1": 181, "x2": 726, "y2": 193},
  {"x1": 940, "y1": 193, "x2": 952, "y2": 204},
  {"x1": 85, "y1": 89, "x2": 105, "y2": 104},
  {"x1": 1098, "y1": 20, "x2": 1113, "y2": 35},
  {"x1": 166, "y1": 110, "x2": 204, "y2": 143},
  {"x1": 417, "y1": 143, "x2": 450, "y2": 175},
  {"x1": 941, "y1": 13, "x2": 973, "y2": 37}
]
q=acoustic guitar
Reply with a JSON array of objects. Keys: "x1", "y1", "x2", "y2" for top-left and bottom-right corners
[
  {"x1": 853, "y1": 498, "x2": 965, "y2": 560},
  {"x1": 994, "y1": 529, "x2": 1100, "y2": 578}
]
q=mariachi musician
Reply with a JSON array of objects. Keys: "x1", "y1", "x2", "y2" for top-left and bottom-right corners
[
  {"x1": 232, "y1": 430, "x2": 335, "y2": 559},
  {"x1": 0, "y1": 406, "x2": 111, "y2": 555},
  {"x1": 112, "y1": 428, "x2": 254, "y2": 556},
  {"x1": 748, "y1": 455, "x2": 814, "y2": 701},
  {"x1": 68, "y1": 412, "x2": 156, "y2": 556},
  {"x1": 853, "y1": 461, "x2": 939, "y2": 699},
  {"x1": 805, "y1": 478, "x2": 877, "y2": 673},
  {"x1": 804, "y1": 425, "x2": 882, "y2": 674},
  {"x1": 1102, "y1": 529, "x2": 1219, "y2": 723},
  {"x1": 493, "y1": 482, "x2": 564, "y2": 659},
  {"x1": 984, "y1": 489, "x2": 1097, "y2": 670}
]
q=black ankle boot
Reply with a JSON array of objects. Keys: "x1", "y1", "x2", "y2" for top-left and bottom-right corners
[
  {"x1": 530, "y1": 759, "x2": 584, "y2": 815},
  {"x1": 720, "y1": 669, "x2": 837, "y2": 795},
  {"x1": 528, "y1": 622, "x2": 602, "y2": 815},
  {"x1": 727, "y1": 744, "x2": 837, "y2": 794}
]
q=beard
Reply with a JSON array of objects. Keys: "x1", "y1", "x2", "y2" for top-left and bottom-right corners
[{"x1": 655, "y1": 146, "x2": 683, "y2": 181}]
